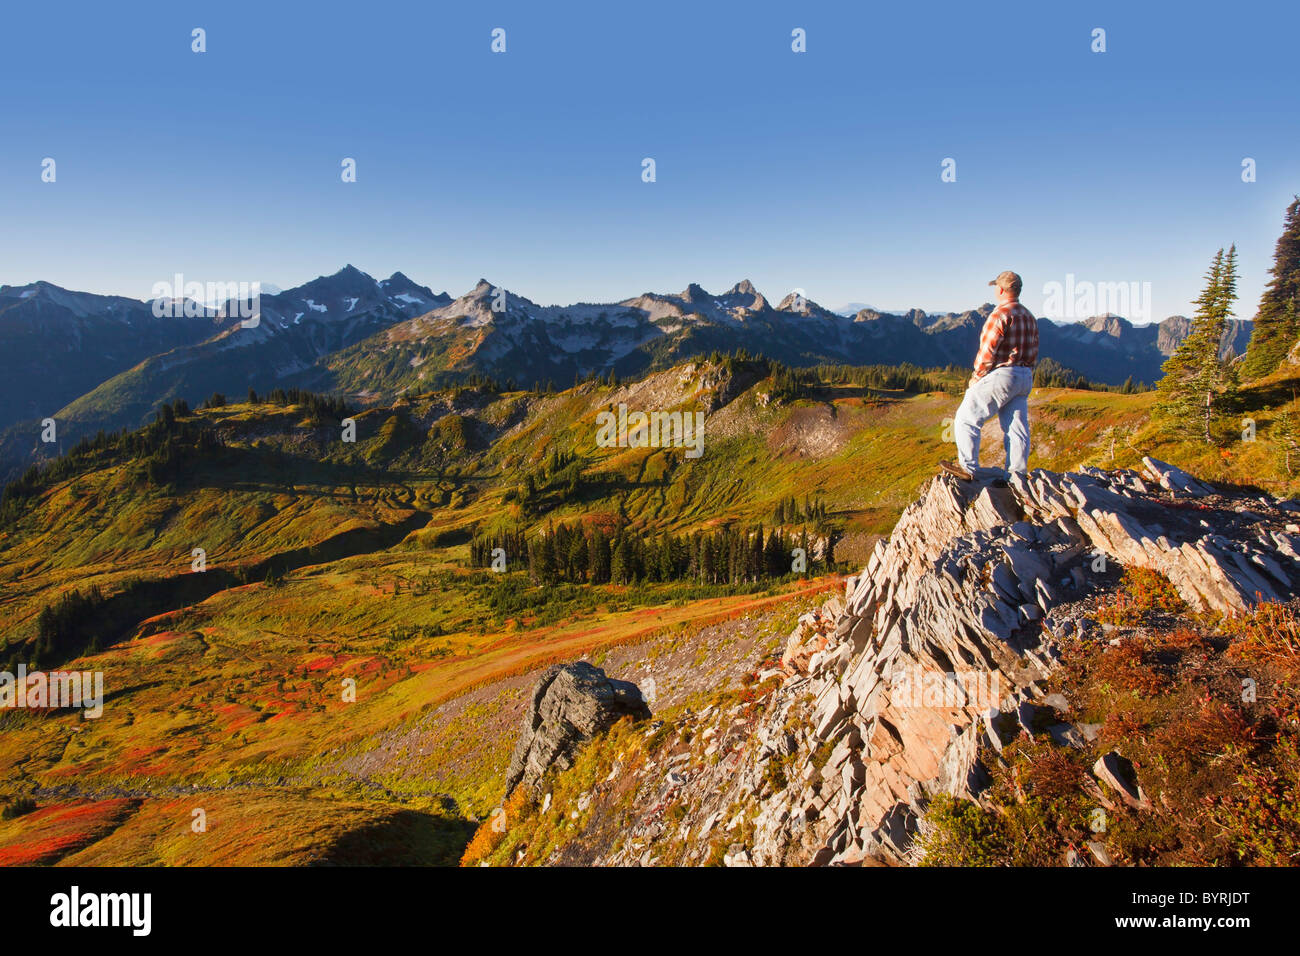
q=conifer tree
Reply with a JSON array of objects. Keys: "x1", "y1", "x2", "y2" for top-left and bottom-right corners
[
  {"x1": 589, "y1": 527, "x2": 610, "y2": 584},
  {"x1": 567, "y1": 533, "x2": 588, "y2": 581},
  {"x1": 1156, "y1": 246, "x2": 1239, "y2": 443},
  {"x1": 610, "y1": 535, "x2": 633, "y2": 584},
  {"x1": 530, "y1": 529, "x2": 556, "y2": 585},
  {"x1": 1242, "y1": 197, "x2": 1300, "y2": 379}
]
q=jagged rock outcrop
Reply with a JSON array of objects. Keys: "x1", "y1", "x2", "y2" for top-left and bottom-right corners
[
  {"x1": 747, "y1": 459, "x2": 1298, "y2": 865},
  {"x1": 505, "y1": 662, "x2": 652, "y2": 796},
  {"x1": 515, "y1": 462, "x2": 1296, "y2": 867}
]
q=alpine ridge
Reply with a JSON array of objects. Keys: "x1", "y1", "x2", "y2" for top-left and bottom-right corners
[{"x1": 1, "y1": 270, "x2": 1250, "y2": 441}]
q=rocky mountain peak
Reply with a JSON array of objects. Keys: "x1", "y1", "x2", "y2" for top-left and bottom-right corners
[
  {"x1": 291, "y1": 264, "x2": 381, "y2": 303},
  {"x1": 0, "y1": 280, "x2": 42, "y2": 298},
  {"x1": 852, "y1": 307, "x2": 886, "y2": 322},
  {"x1": 775, "y1": 291, "x2": 815, "y2": 313},
  {"x1": 1083, "y1": 313, "x2": 1133, "y2": 337},
  {"x1": 381, "y1": 270, "x2": 417, "y2": 290},
  {"x1": 0, "y1": 280, "x2": 141, "y2": 318}
]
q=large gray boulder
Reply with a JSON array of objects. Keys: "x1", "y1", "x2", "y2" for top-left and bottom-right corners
[{"x1": 504, "y1": 662, "x2": 652, "y2": 796}]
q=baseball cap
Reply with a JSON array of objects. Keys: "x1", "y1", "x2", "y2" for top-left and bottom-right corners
[{"x1": 988, "y1": 270, "x2": 1023, "y2": 295}]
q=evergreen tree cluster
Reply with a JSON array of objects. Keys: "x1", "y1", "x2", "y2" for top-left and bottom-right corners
[
  {"x1": 1032, "y1": 358, "x2": 1146, "y2": 393},
  {"x1": 0, "y1": 399, "x2": 220, "y2": 525},
  {"x1": 244, "y1": 387, "x2": 351, "y2": 422},
  {"x1": 575, "y1": 367, "x2": 621, "y2": 388},
  {"x1": 800, "y1": 361, "x2": 946, "y2": 394},
  {"x1": 468, "y1": 527, "x2": 528, "y2": 568},
  {"x1": 698, "y1": 350, "x2": 947, "y2": 403},
  {"x1": 449, "y1": 374, "x2": 506, "y2": 398},
  {"x1": 471, "y1": 520, "x2": 828, "y2": 586},
  {"x1": 502, "y1": 448, "x2": 586, "y2": 515},
  {"x1": 771, "y1": 494, "x2": 827, "y2": 525},
  {"x1": 23, "y1": 586, "x2": 111, "y2": 669},
  {"x1": 1, "y1": 386, "x2": 353, "y2": 526}
]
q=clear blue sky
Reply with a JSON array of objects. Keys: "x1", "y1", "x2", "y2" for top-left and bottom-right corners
[{"x1": 1, "y1": 0, "x2": 1296, "y2": 321}]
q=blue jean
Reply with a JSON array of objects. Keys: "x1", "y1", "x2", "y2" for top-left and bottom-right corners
[{"x1": 954, "y1": 365, "x2": 1034, "y2": 474}]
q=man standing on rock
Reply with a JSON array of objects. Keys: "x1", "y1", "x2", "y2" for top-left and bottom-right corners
[{"x1": 941, "y1": 270, "x2": 1039, "y2": 480}]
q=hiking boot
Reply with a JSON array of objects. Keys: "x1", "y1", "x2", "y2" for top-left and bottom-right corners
[{"x1": 939, "y1": 460, "x2": 974, "y2": 482}]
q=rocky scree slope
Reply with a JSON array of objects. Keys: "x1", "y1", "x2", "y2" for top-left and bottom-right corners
[{"x1": 507, "y1": 459, "x2": 1298, "y2": 866}]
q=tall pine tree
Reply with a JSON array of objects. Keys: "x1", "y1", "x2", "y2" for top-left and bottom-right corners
[
  {"x1": 1241, "y1": 196, "x2": 1300, "y2": 379},
  {"x1": 1156, "y1": 246, "x2": 1240, "y2": 443}
]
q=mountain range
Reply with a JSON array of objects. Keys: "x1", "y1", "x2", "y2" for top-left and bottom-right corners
[{"x1": 0, "y1": 266, "x2": 1252, "y2": 468}]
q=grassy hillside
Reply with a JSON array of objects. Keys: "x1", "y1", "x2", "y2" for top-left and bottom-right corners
[{"x1": 1, "y1": 356, "x2": 1297, "y2": 865}]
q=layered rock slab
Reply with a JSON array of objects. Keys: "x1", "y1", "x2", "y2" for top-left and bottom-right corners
[{"x1": 754, "y1": 461, "x2": 1298, "y2": 865}]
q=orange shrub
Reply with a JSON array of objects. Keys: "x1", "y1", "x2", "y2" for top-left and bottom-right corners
[
  {"x1": 1096, "y1": 568, "x2": 1185, "y2": 627},
  {"x1": 1225, "y1": 600, "x2": 1300, "y2": 665},
  {"x1": 1094, "y1": 638, "x2": 1170, "y2": 696},
  {"x1": 459, "y1": 786, "x2": 532, "y2": 867}
]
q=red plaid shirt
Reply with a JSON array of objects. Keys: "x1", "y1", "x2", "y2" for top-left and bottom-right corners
[{"x1": 973, "y1": 299, "x2": 1038, "y2": 379}]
